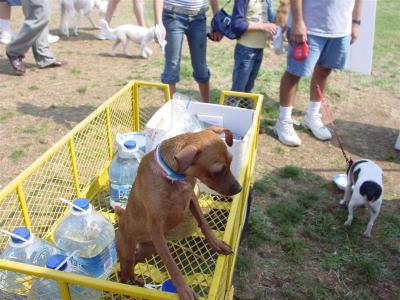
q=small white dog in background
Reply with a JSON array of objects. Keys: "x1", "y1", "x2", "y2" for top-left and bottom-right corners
[
  {"x1": 59, "y1": 0, "x2": 108, "y2": 37},
  {"x1": 99, "y1": 19, "x2": 157, "y2": 58},
  {"x1": 339, "y1": 159, "x2": 384, "y2": 238}
]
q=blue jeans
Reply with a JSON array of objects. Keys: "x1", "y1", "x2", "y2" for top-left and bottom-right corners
[
  {"x1": 231, "y1": 43, "x2": 264, "y2": 92},
  {"x1": 286, "y1": 29, "x2": 351, "y2": 77},
  {"x1": 161, "y1": 10, "x2": 210, "y2": 84}
]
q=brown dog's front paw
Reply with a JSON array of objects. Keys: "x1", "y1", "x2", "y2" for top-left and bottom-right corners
[
  {"x1": 177, "y1": 284, "x2": 199, "y2": 300},
  {"x1": 130, "y1": 274, "x2": 144, "y2": 286},
  {"x1": 209, "y1": 238, "x2": 233, "y2": 255}
]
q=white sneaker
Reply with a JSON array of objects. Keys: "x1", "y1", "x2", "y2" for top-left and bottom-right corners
[
  {"x1": 0, "y1": 31, "x2": 15, "y2": 45},
  {"x1": 302, "y1": 113, "x2": 332, "y2": 141},
  {"x1": 48, "y1": 33, "x2": 60, "y2": 44},
  {"x1": 96, "y1": 30, "x2": 108, "y2": 40},
  {"x1": 274, "y1": 119, "x2": 301, "y2": 146}
]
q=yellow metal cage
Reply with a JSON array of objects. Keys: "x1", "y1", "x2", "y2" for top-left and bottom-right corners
[{"x1": 0, "y1": 81, "x2": 263, "y2": 300}]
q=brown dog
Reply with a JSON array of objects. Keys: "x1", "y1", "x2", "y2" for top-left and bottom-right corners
[{"x1": 115, "y1": 126, "x2": 242, "y2": 300}]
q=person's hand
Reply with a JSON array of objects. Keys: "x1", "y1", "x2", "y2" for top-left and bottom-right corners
[
  {"x1": 211, "y1": 30, "x2": 223, "y2": 42},
  {"x1": 291, "y1": 19, "x2": 307, "y2": 42},
  {"x1": 262, "y1": 23, "x2": 277, "y2": 35},
  {"x1": 351, "y1": 23, "x2": 360, "y2": 44}
]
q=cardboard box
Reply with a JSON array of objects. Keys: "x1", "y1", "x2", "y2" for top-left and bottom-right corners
[{"x1": 145, "y1": 100, "x2": 255, "y2": 194}]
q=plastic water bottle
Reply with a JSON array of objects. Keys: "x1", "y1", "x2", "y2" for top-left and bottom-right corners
[
  {"x1": 273, "y1": 25, "x2": 285, "y2": 55},
  {"x1": 53, "y1": 198, "x2": 117, "y2": 278},
  {"x1": 0, "y1": 227, "x2": 60, "y2": 298},
  {"x1": 28, "y1": 254, "x2": 102, "y2": 300},
  {"x1": 109, "y1": 140, "x2": 143, "y2": 209}
]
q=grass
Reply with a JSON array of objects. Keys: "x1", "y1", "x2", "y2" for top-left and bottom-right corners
[
  {"x1": 279, "y1": 165, "x2": 301, "y2": 178},
  {"x1": 10, "y1": 148, "x2": 25, "y2": 161},
  {"x1": 253, "y1": 171, "x2": 277, "y2": 193},
  {"x1": 281, "y1": 239, "x2": 305, "y2": 263},
  {"x1": 77, "y1": 86, "x2": 87, "y2": 94},
  {"x1": 246, "y1": 207, "x2": 278, "y2": 249},
  {"x1": 28, "y1": 85, "x2": 39, "y2": 91},
  {"x1": 21, "y1": 124, "x2": 48, "y2": 135},
  {"x1": 0, "y1": 112, "x2": 13, "y2": 123},
  {"x1": 71, "y1": 67, "x2": 81, "y2": 75},
  {"x1": 237, "y1": 162, "x2": 400, "y2": 299}
]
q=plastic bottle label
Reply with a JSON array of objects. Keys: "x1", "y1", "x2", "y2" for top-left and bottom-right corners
[
  {"x1": 110, "y1": 184, "x2": 132, "y2": 203},
  {"x1": 70, "y1": 241, "x2": 117, "y2": 278}
]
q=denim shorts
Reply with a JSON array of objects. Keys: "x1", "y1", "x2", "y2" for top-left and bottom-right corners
[
  {"x1": 231, "y1": 43, "x2": 264, "y2": 93},
  {"x1": 286, "y1": 29, "x2": 351, "y2": 77},
  {"x1": 161, "y1": 9, "x2": 210, "y2": 84}
]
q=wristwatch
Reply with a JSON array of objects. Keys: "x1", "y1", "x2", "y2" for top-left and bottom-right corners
[{"x1": 352, "y1": 19, "x2": 361, "y2": 25}]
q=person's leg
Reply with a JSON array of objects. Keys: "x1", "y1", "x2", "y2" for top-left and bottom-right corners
[
  {"x1": 302, "y1": 65, "x2": 333, "y2": 140},
  {"x1": 0, "y1": 1, "x2": 11, "y2": 20},
  {"x1": 197, "y1": 82, "x2": 209, "y2": 103},
  {"x1": 274, "y1": 31, "x2": 324, "y2": 146},
  {"x1": 186, "y1": 13, "x2": 210, "y2": 102},
  {"x1": 133, "y1": 0, "x2": 145, "y2": 27},
  {"x1": 279, "y1": 70, "x2": 301, "y2": 107},
  {"x1": 97, "y1": 0, "x2": 120, "y2": 39},
  {"x1": 310, "y1": 65, "x2": 331, "y2": 100},
  {"x1": 243, "y1": 48, "x2": 263, "y2": 108},
  {"x1": 244, "y1": 48, "x2": 263, "y2": 92},
  {"x1": 27, "y1": 0, "x2": 60, "y2": 67},
  {"x1": 228, "y1": 44, "x2": 258, "y2": 107},
  {"x1": 303, "y1": 35, "x2": 351, "y2": 140},
  {"x1": 161, "y1": 11, "x2": 186, "y2": 99},
  {"x1": 274, "y1": 71, "x2": 302, "y2": 146},
  {"x1": 32, "y1": 21, "x2": 58, "y2": 68},
  {"x1": 228, "y1": 43, "x2": 251, "y2": 106},
  {"x1": 231, "y1": 44, "x2": 256, "y2": 92},
  {"x1": 6, "y1": 0, "x2": 49, "y2": 58},
  {"x1": 105, "y1": 0, "x2": 119, "y2": 23},
  {"x1": 0, "y1": 1, "x2": 14, "y2": 44}
]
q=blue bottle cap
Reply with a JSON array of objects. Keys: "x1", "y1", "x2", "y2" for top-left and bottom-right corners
[
  {"x1": 124, "y1": 140, "x2": 136, "y2": 149},
  {"x1": 46, "y1": 254, "x2": 68, "y2": 271},
  {"x1": 72, "y1": 198, "x2": 90, "y2": 211},
  {"x1": 161, "y1": 279, "x2": 177, "y2": 293},
  {"x1": 11, "y1": 227, "x2": 31, "y2": 244}
]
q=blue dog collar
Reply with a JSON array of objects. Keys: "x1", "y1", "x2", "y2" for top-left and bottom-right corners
[{"x1": 155, "y1": 144, "x2": 187, "y2": 182}]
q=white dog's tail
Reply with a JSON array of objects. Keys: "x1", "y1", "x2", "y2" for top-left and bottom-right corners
[{"x1": 99, "y1": 19, "x2": 117, "y2": 40}]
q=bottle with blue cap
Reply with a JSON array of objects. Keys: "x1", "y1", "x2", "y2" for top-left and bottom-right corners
[
  {"x1": 28, "y1": 254, "x2": 102, "y2": 299},
  {"x1": 0, "y1": 227, "x2": 59, "y2": 298},
  {"x1": 53, "y1": 198, "x2": 117, "y2": 279},
  {"x1": 109, "y1": 138, "x2": 144, "y2": 209}
]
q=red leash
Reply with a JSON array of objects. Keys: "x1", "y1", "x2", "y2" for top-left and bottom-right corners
[{"x1": 315, "y1": 81, "x2": 353, "y2": 169}]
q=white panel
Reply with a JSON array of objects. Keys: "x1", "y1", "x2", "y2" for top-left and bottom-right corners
[{"x1": 346, "y1": 0, "x2": 377, "y2": 75}]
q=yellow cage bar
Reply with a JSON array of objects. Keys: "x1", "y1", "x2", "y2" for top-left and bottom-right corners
[{"x1": 0, "y1": 81, "x2": 263, "y2": 300}]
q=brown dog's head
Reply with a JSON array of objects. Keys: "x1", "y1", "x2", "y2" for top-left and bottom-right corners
[{"x1": 172, "y1": 126, "x2": 242, "y2": 196}]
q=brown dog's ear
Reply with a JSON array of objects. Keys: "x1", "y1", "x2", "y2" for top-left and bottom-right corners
[
  {"x1": 209, "y1": 126, "x2": 233, "y2": 147},
  {"x1": 174, "y1": 145, "x2": 200, "y2": 173}
]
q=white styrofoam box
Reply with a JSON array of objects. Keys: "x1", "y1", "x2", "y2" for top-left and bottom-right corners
[{"x1": 145, "y1": 100, "x2": 255, "y2": 194}]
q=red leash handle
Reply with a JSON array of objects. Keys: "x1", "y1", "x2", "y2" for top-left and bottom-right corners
[{"x1": 315, "y1": 82, "x2": 353, "y2": 168}]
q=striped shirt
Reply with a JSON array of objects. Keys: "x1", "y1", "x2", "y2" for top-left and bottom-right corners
[{"x1": 164, "y1": 0, "x2": 207, "y2": 10}]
